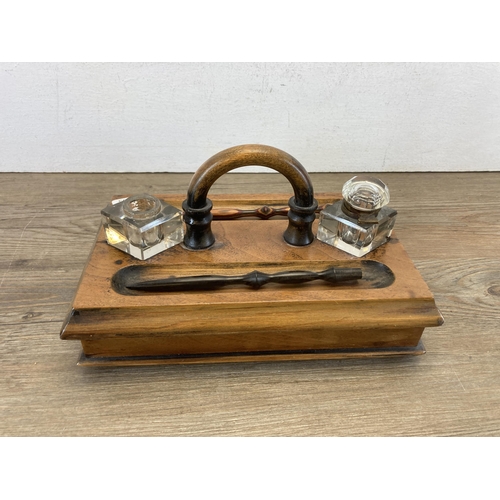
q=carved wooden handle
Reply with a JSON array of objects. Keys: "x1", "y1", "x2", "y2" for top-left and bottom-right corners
[{"x1": 182, "y1": 144, "x2": 318, "y2": 249}]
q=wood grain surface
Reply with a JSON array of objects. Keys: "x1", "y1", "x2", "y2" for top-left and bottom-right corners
[{"x1": 1, "y1": 172, "x2": 499, "y2": 436}]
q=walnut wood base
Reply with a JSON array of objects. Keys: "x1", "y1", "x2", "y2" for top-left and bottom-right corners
[
  {"x1": 78, "y1": 341, "x2": 426, "y2": 366},
  {"x1": 60, "y1": 193, "x2": 443, "y2": 367}
]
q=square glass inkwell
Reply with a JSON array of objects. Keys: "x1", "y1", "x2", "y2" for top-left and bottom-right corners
[
  {"x1": 317, "y1": 175, "x2": 397, "y2": 257},
  {"x1": 101, "y1": 193, "x2": 184, "y2": 260}
]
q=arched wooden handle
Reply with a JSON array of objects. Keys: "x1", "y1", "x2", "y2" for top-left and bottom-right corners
[{"x1": 182, "y1": 144, "x2": 318, "y2": 249}]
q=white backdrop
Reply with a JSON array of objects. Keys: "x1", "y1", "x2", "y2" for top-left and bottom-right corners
[{"x1": 1, "y1": 62, "x2": 499, "y2": 173}]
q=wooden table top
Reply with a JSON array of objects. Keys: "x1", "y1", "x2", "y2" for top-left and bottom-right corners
[{"x1": 1, "y1": 172, "x2": 499, "y2": 436}]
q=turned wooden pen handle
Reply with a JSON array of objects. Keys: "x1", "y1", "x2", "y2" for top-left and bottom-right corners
[
  {"x1": 126, "y1": 267, "x2": 363, "y2": 293},
  {"x1": 182, "y1": 144, "x2": 319, "y2": 249},
  {"x1": 212, "y1": 206, "x2": 291, "y2": 220},
  {"x1": 211, "y1": 204, "x2": 326, "y2": 220}
]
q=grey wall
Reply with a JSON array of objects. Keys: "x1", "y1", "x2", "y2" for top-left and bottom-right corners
[{"x1": 1, "y1": 62, "x2": 499, "y2": 172}]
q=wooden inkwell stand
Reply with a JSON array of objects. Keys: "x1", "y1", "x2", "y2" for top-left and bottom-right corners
[{"x1": 60, "y1": 145, "x2": 443, "y2": 366}]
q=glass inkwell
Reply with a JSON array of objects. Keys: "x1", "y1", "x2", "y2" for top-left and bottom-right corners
[
  {"x1": 101, "y1": 194, "x2": 184, "y2": 260},
  {"x1": 317, "y1": 175, "x2": 397, "y2": 257}
]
